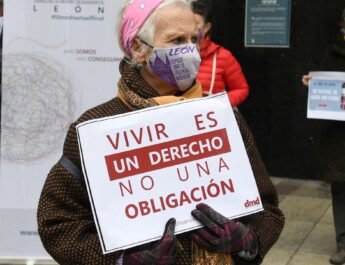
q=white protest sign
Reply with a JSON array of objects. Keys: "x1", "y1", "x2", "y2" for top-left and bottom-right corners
[
  {"x1": 77, "y1": 93, "x2": 263, "y2": 254},
  {"x1": 307, "y1": 71, "x2": 345, "y2": 121}
]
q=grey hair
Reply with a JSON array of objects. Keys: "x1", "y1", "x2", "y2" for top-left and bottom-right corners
[{"x1": 117, "y1": 0, "x2": 191, "y2": 66}]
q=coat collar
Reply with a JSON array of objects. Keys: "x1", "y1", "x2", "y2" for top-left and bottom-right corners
[{"x1": 199, "y1": 38, "x2": 221, "y2": 59}]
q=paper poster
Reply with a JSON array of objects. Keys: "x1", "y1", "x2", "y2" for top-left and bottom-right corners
[
  {"x1": 245, "y1": 0, "x2": 291, "y2": 47},
  {"x1": 0, "y1": 0, "x2": 122, "y2": 260},
  {"x1": 307, "y1": 71, "x2": 345, "y2": 121},
  {"x1": 77, "y1": 93, "x2": 263, "y2": 254}
]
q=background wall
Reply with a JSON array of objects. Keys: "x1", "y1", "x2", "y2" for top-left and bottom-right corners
[{"x1": 211, "y1": 0, "x2": 345, "y2": 179}]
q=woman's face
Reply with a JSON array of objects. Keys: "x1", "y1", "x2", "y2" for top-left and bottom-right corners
[
  {"x1": 152, "y1": 6, "x2": 199, "y2": 48},
  {"x1": 194, "y1": 13, "x2": 205, "y2": 32},
  {"x1": 193, "y1": 13, "x2": 211, "y2": 42}
]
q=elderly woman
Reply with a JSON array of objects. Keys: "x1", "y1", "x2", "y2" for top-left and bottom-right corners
[{"x1": 37, "y1": 0, "x2": 284, "y2": 264}]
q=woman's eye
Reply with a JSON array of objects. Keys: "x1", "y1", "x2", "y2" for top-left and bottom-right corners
[{"x1": 173, "y1": 37, "x2": 184, "y2": 44}]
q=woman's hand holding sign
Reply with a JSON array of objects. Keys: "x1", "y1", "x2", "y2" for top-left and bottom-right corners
[
  {"x1": 191, "y1": 203, "x2": 258, "y2": 260},
  {"x1": 123, "y1": 218, "x2": 177, "y2": 265}
]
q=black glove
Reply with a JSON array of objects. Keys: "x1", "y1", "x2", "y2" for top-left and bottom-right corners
[{"x1": 191, "y1": 203, "x2": 258, "y2": 258}]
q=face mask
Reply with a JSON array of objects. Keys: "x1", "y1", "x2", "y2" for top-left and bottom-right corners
[{"x1": 145, "y1": 42, "x2": 201, "y2": 91}]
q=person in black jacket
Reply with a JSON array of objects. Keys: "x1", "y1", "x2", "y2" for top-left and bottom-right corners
[{"x1": 302, "y1": 8, "x2": 345, "y2": 265}]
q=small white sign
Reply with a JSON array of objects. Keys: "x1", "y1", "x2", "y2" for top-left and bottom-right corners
[
  {"x1": 307, "y1": 71, "x2": 345, "y2": 121},
  {"x1": 77, "y1": 93, "x2": 263, "y2": 254}
]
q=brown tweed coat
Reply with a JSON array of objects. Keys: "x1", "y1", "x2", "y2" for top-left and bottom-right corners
[{"x1": 37, "y1": 63, "x2": 284, "y2": 265}]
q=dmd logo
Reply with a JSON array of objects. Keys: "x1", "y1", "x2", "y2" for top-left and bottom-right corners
[{"x1": 244, "y1": 197, "x2": 261, "y2": 208}]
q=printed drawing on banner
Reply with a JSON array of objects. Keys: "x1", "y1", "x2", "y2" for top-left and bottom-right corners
[{"x1": 1, "y1": 51, "x2": 78, "y2": 162}]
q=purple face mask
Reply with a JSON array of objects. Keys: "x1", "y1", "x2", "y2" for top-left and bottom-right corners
[{"x1": 146, "y1": 43, "x2": 201, "y2": 91}]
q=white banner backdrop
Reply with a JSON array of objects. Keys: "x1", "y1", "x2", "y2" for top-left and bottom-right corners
[{"x1": 0, "y1": 0, "x2": 122, "y2": 261}]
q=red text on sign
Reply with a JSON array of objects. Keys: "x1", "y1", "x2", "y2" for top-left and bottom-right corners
[
  {"x1": 194, "y1": 111, "x2": 218, "y2": 131},
  {"x1": 106, "y1": 123, "x2": 169, "y2": 150},
  {"x1": 104, "y1": 128, "x2": 231, "y2": 181}
]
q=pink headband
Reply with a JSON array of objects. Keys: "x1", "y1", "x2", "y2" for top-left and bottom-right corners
[{"x1": 120, "y1": 0, "x2": 164, "y2": 56}]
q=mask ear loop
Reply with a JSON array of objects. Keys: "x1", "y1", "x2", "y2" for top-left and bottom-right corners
[
  {"x1": 134, "y1": 39, "x2": 154, "y2": 70},
  {"x1": 139, "y1": 38, "x2": 154, "y2": 49}
]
